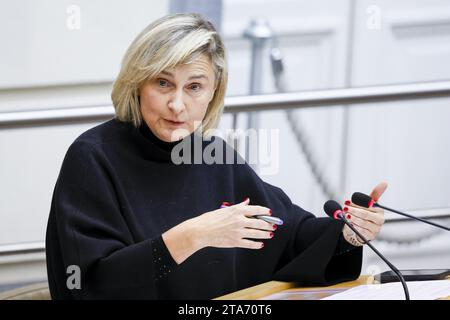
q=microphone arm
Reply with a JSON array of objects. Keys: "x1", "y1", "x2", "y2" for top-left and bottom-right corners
[
  {"x1": 373, "y1": 203, "x2": 450, "y2": 232},
  {"x1": 352, "y1": 192, "x2": 450, "y2": 232},
  {"x1": 338, "y1": 212, "x2": 410, "y2": 300}
]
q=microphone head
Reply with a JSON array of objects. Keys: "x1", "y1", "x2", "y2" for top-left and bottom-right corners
[
  {"x1": 323, "y1": 200, "x2": 344, "y2": 220},
  {"x1": 352, "y1": 192, "x2": 375, "y2": 208}
]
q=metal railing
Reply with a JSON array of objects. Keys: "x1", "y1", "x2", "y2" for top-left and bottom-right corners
[
  {"x1": 0, "y1": 80, "x2": 450, "y2": 255},
  {"x1": 1, "y1": 80, "x2": 450, "y2": 127},
  {"x1": 0, "y1": 242, "x2": 45, "y2": 257}
]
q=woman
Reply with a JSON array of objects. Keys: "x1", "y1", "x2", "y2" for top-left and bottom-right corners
[{"x1": 45, "y1": 13, "x2": 386, "y2": 300}]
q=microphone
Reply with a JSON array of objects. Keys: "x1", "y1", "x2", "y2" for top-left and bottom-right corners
[
  {"x1": 352, "y1": 192, "x2": 450, "y2": 232},
  {"x1": 324, "y1": 200, "x2": 410, "y2": 300}
]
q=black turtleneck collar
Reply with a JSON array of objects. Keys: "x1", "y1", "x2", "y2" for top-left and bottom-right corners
[
  {"x1": 138, "y1": 120, "x2": 182, "y2": 153},
  {"x1": 133, "y1": 120, "x2": 206, "y2": 163}
]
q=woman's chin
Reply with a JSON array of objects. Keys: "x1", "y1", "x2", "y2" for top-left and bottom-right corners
[{"x1": 161, "y1": 128, "x2": 191, "y2": 142}]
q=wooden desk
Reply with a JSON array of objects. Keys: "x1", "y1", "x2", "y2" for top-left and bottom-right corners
[{"x1": 216, "y1": 276, "x2": 450, "y2": 300}]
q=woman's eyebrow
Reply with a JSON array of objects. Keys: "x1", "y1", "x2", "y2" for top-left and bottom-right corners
[
  {"x1": 188, "y1": 75, "x2": 207, "y2": 80},
  {"x1": 160, "y1": 71, "x2": 208, "y2": 81},
  {"x1": 160, "y1": 71, "x2": 174, "y2": 77}
]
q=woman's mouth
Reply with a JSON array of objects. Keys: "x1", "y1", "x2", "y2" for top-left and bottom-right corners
[{"x1": 164, "y1": 119, "x2": 185, "y2": 127}]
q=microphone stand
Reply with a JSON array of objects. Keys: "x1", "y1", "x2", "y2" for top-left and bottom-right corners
[{"x1": 338, "y1": 212, "x2": 410, "y2": 300}]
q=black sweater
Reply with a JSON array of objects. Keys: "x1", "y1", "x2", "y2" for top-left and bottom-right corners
[{"x1": 45, "y1": 118, "x2": 362, "y2": 300}]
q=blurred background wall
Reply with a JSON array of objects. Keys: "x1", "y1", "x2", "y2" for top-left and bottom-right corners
[{"x1": 1, "y1": 0, "x2": 449, "y2": 287}]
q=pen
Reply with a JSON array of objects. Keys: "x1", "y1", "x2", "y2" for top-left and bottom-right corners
[
  {"x1": 219, "y1": 202, "x2": 284, "y2": 225},
  {"x1": 254, "y1": 215, "x2": 284, "y2": 225}
]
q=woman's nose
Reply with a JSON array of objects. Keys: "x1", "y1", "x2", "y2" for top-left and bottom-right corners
[{"x1": 168, "y1": 91, "x2": 186, "y2": 114}]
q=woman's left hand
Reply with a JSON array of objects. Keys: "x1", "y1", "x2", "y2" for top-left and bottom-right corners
[{"x1": 342, "y1": 182, "x2": 387, "y2": 246}]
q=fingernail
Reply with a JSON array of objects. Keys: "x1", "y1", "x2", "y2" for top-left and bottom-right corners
[
  {"x1": 273, "y1": 225, "x2": 277, "y2": 230},
  {"x1": 269, "y1": 209, "x2": 272, "y2": 215},
  {"x1": 270, "y1": 232, "x2": 274, "y2": 238},
  {"x1": 243, "y1": 197, "x2": 249, "y2": 202},
  {"x1": 346, "y1": 214, "x2": 351, "y2": 219},
  {"x1": 345, "y1": 200, "x2": 351, "y2": 206},
  {"x1": 221, "y1": 201, "x2": 230, "y2": 207},
  {"x1": 343, "y1": 207, "x2": 349, "y2": 212},
  {"x1": 260, "y1": 243, "x2": 264, "y2": 248}
]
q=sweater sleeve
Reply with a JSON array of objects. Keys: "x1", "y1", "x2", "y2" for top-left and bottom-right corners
[
  {"x1": 50, "y1": 141, "x2": 177, "y2": 299},
  {"x1": 273, "y1": 203, "x2": 363, "y2": 286},
  {"x1": 335, "y1": 232, "x2": 360, "y2": 256}
]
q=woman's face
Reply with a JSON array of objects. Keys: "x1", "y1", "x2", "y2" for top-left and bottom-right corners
[{"x1": 139, "y1": 54, "x2": 216, "y2": 142}]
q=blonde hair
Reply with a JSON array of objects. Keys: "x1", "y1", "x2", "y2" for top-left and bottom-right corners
[{"x1": 112, "y1": 13, "x2": 228, "y2": 132}]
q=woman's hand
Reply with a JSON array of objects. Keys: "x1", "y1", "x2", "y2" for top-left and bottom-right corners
[
  {"x1": 163, "y1": 198, "x2": 276, "y2": 264},
  {"x1": 342, "y1": 182, "x2": 387, "y2": 246},
  {"x1": 191, "y1": 197, "x2": 276, "y2": 250}
]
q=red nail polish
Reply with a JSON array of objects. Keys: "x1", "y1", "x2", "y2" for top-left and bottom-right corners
[
  {"x1": 343, "y1": 207, "x2": 349, "y2": 212},
  {"x1": 222, "y1": 201, "x2": 230, "y2": 206},
  {"x1": 269, "y1": 209, "x2": 272, "y2": 216},
  {"x1": 270, "y1": 232, "x2": 274, "y2": 238},
  {"x1": 273, "y1": 225, "x2": 277, "y2": 230},
  {"x1": 345, "y1": 200, "x2": 351, "y2": 206},
  {"x1": 346, "y1": 214, "x2": 351, "y2": 219},
  {"x1": 243, "y1": 197, "x2": 249, "y2": 202}
]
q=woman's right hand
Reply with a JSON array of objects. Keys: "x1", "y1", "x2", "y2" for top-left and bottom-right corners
[
  {"x1": 191, "y1": 198, "x2": 276, "y2": 250},
  {"x1": 163, "y1": 198, "x2": 276, "y2": 264}
]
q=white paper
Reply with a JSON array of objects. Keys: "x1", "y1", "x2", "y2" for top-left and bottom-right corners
[{"x1": 322, "y1": 280, "x2": 450, "y2": 300}]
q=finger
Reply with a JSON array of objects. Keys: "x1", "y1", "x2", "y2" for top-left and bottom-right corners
[
  {"x1": 348, "y1": 215, "x2": 381, "y2": 235},
  {"x1": 345, "y1": 206, "x2": 385, "y2": 225},
  {"x1": 236, "y1": 205, "x2": 272, "y2": 217},
  {"x1": 344, "y1": 199, "x2": 382, "y2": 213},
  {"x1": 369, "y1": 182, "x2": 388, "y2": 202},
  {"x1": 244, "y1": 217, "x2": 275, "y2": 231},
  {"x1": 353, "y1": 225, "x2": 375, "y2": 242},
  {"x1": 242, "y1": 229, "x2": 274, "y2": 240},
  {"x1": 238, "y1": 239, "x2": 264, "y2": 250},
  {"x1": 347, "y1": 206, "x2": 385, "y2": 226},
  {"x1": 233, "y1": 197, "x2": 250, "y2": 207},
  {"x1": 347, "y1": 214, "x2": 372, "y2": 231}
]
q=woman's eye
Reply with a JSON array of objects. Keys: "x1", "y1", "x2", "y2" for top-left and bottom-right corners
[
  {"x1": 158, "y1": 79, "x2": 169, "y2": 87},
  {"x1": 189, "y1": 83, "x2": 201, "y2": 91}
]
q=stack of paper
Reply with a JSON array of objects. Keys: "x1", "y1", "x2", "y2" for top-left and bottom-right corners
[{"x1": 322, "y1": 280, "x2": 450, "y2": 300}]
